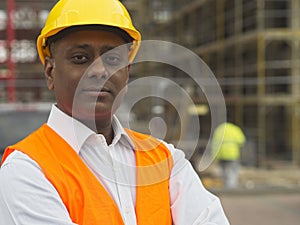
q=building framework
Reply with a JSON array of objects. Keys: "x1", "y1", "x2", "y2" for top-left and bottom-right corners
[
  {"x1": 138, "y1": 0, "x2": 300, "y2": 167},
  {"x1": 0, "y1": 0, "x2": 57, "y2": 102}
]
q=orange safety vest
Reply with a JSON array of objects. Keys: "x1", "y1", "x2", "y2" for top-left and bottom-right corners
[{"x1": 2, "y1": 124, "x2": 173, "y2": 225}]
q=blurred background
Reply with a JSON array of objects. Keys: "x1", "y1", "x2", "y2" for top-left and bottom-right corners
[{"x1": 0, "y1": 0, "x2": 300, "y2": 224}]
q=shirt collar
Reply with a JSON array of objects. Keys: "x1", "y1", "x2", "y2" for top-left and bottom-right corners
[{"x1": 47, "y1": 104, "x2": 134, "y2": 154}]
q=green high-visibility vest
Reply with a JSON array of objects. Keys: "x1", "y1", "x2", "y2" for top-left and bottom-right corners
[{"x1": 212, "y1": 122, "x2": 246, "y2": 161}]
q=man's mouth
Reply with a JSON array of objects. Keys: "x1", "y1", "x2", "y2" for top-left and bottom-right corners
[{"x1": 82, "y1": 86, "x2": 111, "y2": 97}]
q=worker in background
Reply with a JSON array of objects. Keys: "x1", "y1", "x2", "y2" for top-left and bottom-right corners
[
  {"x1": 0, "y1": 0, "x2": 230, "y2": 224},
  {"x1": 212, "y1": 122, "x2": 246, "y2": 189}
]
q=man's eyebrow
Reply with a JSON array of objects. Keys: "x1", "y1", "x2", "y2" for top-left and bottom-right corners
[
  {"x1": 66, "y1": 44, "x2": 92, "y2": 51},
  {"x1": 99, "y1": 46, "x2": 116, "y2": 54},
  {"x1": 66, "y1": 44, "x2": 125, "y2": 53},
  {"x1": 100, "y1": 45, "x2": 131, "y2": 57}
]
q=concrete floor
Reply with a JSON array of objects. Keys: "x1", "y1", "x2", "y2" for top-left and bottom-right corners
[{"x1": 219, "y1": 193, "x2": 300, "y2": 225}]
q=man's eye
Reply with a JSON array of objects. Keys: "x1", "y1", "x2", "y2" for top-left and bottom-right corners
[
  {"x1": 71, "y1": 55, "x2": 89, "y2": 64},
  {"x1": 103, "y1": 54, "x2": 122, "y2": 66}
]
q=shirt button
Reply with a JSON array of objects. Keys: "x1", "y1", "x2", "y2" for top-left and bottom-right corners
[{"x1": 125, "y1": 207, "x2": 131, "y2": 214}]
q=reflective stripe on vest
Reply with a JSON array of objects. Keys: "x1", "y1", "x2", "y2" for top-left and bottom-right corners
[{"x1": 2, "y1": 124, "x2": 173, "y2": 225}]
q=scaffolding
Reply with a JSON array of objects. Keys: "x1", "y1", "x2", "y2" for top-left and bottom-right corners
[
  {"x1": 5, "y1": 0, "x2": 15, "y2": 101},
  {"x1": 140, "y1": 0, "x2": 300, "y2": 167},
  {"x1": 0, "y1": 0, "x2": 57, "y2": 102}
]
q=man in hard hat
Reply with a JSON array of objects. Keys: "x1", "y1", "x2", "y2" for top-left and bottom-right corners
[
  {"x1": 0, "y1": 0, "x2": 230, "y2": 224},
  {"x1": 212, "y1": 122, "x2": 246, "y2": 189}
]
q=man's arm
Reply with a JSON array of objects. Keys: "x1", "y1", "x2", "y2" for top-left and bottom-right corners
[
  {"x1": 0, "y1": 151, "x2": 77, "y2": 225},
  {"x1": 165, "y1": 143, "x2": 230, "y2": 225}
]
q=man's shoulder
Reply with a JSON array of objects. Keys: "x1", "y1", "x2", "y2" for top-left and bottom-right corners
[{"x1": 1, "y1": 150, "x2": 41, "y2": 172}]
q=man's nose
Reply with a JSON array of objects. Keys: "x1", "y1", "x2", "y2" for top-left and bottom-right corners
[{"x1": 86, "y1": 57, "x2": 108, "y2": 79}]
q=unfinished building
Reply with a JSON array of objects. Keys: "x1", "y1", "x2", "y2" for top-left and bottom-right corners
[{"x1": 137, "y1": 0, "x2": 300, "y2": 167}]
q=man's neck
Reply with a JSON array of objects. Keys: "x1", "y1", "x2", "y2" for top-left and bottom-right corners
[{"x1": 79, "y1": 117, "x2": 114, "y2": 145}]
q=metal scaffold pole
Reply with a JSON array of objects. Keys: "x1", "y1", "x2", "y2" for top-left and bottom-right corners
[{"x1": 6, "y1": 0, "x2": 16, "y2": 102}]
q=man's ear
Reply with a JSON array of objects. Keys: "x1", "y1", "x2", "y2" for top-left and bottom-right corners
[
  {"x1": 126, "y1": 64, "x2": 130, "y2": 82},
  {"x1": 124, "y1": 64, "x2": 130, "y2": 93},
  {"x1": 44, "y1": 57, "x2": 55, "y2": 90}
]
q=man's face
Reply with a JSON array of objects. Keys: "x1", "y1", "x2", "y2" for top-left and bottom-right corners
[{"x1": 44, "y1": 30, "x2": 130, "y2": 122}]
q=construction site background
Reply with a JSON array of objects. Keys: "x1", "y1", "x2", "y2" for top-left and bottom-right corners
[{"x1": 1, "y1": 0, "x2": 300, "y2": 192}]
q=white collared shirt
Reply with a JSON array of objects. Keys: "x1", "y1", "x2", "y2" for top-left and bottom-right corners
[{"x1": 0, "y1": 105, "x2": 230, "y2": 225}]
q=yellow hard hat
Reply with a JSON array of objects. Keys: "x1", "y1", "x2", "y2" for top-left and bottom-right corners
[{"x1": 37, "y1": 0, "x2": 141, "y2": 64}]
